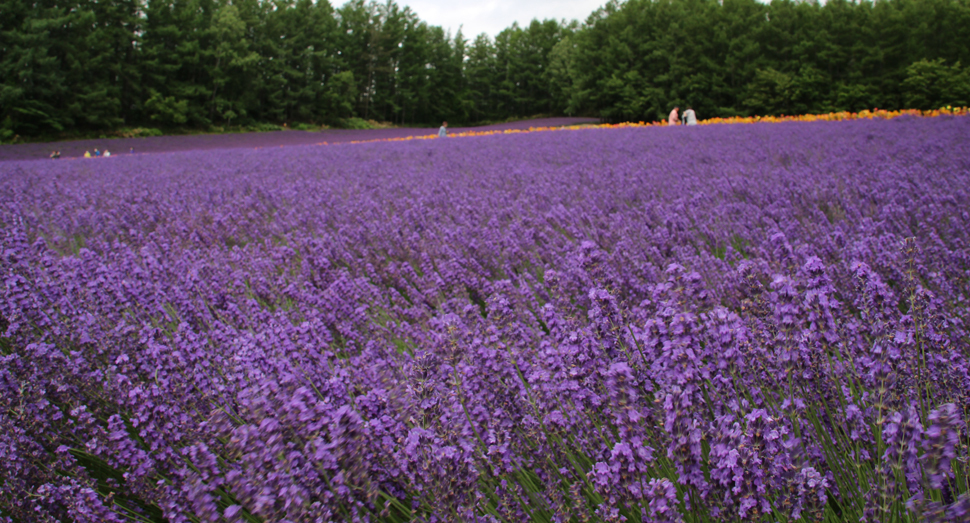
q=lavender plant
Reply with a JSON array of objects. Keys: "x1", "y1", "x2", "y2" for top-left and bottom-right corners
[{"x1": 2, "y1": 116, "x2": 969, "y2": 522}]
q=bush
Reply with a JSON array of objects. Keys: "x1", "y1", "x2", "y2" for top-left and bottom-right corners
[
  {"x1": 246, "y1": 123, "x2": 285, "y2": 132},
  {"x1": 335, "y1": 118, "x2": 396, "y2": 130},
  {"x1": 292, "y1": 122, "x2": 322, "y2": 131},
  {"x1": 114, "y1": 128, "x2": 163, "y2": 138},
  {"x1": 365, "y1": 119, "x2": 396, "y2": 129},
  {"x1": 338, "y1": 117, "x2": 375, "y2": 130}
]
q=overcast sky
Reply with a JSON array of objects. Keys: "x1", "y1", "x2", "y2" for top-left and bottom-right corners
[{"x1": 400, "y1": 0, "x2": 608, "y2": 40}]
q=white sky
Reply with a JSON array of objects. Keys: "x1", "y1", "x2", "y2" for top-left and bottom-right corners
[{"x1": 399, "y1": 0, "x2": 608, "y2": 39}]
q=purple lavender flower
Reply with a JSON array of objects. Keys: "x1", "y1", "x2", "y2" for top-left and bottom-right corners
[{"x1": 2, "y1": 115, "x2": 970, "y2": 521}]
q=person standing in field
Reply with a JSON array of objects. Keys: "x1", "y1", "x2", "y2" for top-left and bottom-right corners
[
  {"x1": 668, "y1": 107, "x2": 680, "y2": 126},
  {"x1": 438, "y1": 121, "x2": 448, "y2": 137},
  {"x1": 684, "y1": 107, "x2": 697, "y2": 126}
]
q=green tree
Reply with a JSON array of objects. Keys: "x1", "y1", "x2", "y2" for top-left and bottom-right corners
[
  {"x1": 1, "y1": 0, "x2": 143, "y2": 136},
  {"x1": 464, "y1": 33, "x2": 499, "y2": 121},
  {"x1": 546, "y1": 33, "x2": 578, "y2": 115},
  {"x1": 141, "y1": 0, "x2": 218, "y2": 127},
  {"x1": 394, "y1": 13, "x2": 433, "y2": 124},
  {"x1": 569, "y1": 0, "x2": 970, "y2": 122},
  {"x1": 68, "y1": 0, "x2": 142, "y2": 129},
  {"x1": 0, "y1": 0, "x2": 70, "y2": 135},
  {"x1": 744, "y1": 68, "x2": 797, "y2": 116},
  {"x1": 209, "y1": 3, "x2": 258, "y2": 125},
  {"x1": 491, "y1": 19, "x2": 573, "y2": 119},
  {"x1": 424, "y1": 25, "x2": 464, "y2": 122},
  {"x1": 144, "y1": 90, "x2": 189, "y2": 125},
  {"x1": 337, "y1": 0, "x2": 380, "y2": 119},
  {"x1": 902, "y1": 59, "x2": 970, "y2": 110},
  {"x1": 7, "y1": 0, "x2": 970, "y2": 137}
]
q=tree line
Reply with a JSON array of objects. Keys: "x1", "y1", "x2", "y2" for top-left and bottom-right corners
[{"x1": 2, "y1": 0, "x2": 969, "y2": 139}]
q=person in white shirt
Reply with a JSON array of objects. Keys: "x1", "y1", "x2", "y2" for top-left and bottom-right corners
[
  {"x1": 684, "y1": 107, "x2": 697, "y2": 126},
  {"x1": 438, "y1": 121, "x2": 448, "y2": 137}
]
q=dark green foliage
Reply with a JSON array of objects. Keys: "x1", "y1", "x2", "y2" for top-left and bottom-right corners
[
  {"x1": 491, "y1": 20, "x2": 577, "y2": 119},
  {"x1": 1, "y1": 0, "x2": 73, "y2": 134},
  {"x1": 902, "y1": 59, "x2": 970, "y2": 110},
  {"x1": 570, "y1": 0, "x2": 970, "y2": 121},
  {"x1": 2, "y1": 0, "x2": 970, "y2": 138}
]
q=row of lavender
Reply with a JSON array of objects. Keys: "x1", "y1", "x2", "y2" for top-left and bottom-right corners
[
  {"x1": 2, "y1": 117, "x2": 969, "y2": 522},
  {"x1": 0, "y1": 118, "x2": 598, "y2": 162}
]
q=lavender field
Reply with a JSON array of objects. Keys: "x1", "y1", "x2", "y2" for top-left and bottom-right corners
[
  {"x1": 0, "y1": 118, "x2": 598, "y2": 162},
  {"x1": 2, "y1": 116, "x2": 970, "y2": 522}
]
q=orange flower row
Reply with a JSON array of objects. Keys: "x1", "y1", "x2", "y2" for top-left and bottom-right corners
[
  {"x1": 696, "y1": 106, "x2": 969, "y2": 125},
  {"x1": 319, "y1": 107, "x2": 969, "y2": 147}
]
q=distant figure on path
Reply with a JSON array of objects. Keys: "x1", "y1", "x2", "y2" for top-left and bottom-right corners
[
  {"x1": 684, "y1": 107, "x2": 697, "y2": 126},
  {"x1": 668, "y1": 107, "x2": 680, "y2": 126},
  {"x1": 94, "y1": 148, "x2": 102, "y2": 157},
  {"x1": 103, "y1": 150, "x2": 111, "y2": 157},
  {"x1": 84, "y1": 151, "x2": 91, "y2": 158},
  {"x1": 50, "y1": 151, "x2": 60, "y2": 159},
  {"x1": 438, "y1": 121, "x2": 448, "y2": 137}
]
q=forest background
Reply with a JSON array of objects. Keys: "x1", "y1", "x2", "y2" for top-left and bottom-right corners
[{"x1": 2, "y1": 0, "x2": 970, "y2": 141}]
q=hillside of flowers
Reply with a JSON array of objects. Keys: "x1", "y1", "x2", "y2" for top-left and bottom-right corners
[{"x1": 2, "y1": 115, "x2": 970, "y2": 522}]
